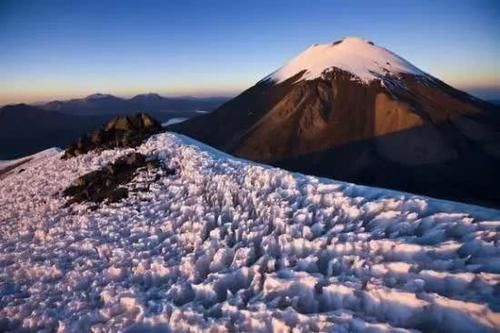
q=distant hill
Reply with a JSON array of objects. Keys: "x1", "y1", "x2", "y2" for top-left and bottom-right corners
[
  {"x1": 39, "y1": 93, "x2": 229, "y2": 115},
  {"x1": 0, "y1": 94, "x2": 229, "y2": 159},
  {"x1": 0, "y1": 104, "x2": 113, "y2": 159}
]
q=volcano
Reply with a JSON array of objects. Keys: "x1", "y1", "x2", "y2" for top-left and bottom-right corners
[{"x1": 172, "y1": 37, "x2": 500, "y2": 207}]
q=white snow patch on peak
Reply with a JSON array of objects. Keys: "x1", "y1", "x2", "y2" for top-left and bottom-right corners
[
  {"x1": 85, "y1": 93, "x2": 113, "y2": 99},
  {"x1": 267, "y1": 36, "x2": 427, "y2": 84}
]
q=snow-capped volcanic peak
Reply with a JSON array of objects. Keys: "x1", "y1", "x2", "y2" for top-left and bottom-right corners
[{"x1": 268, "y1": 37, "x2": 426, "y2": 84}]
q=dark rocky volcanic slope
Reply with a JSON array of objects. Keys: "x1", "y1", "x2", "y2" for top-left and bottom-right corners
[{"x1": 172, "y1": 37, "x2": 500, "y2": 207}]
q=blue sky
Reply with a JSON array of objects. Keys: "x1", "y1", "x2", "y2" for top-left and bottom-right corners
[{"x1": 0, "y1": 0, "x2": 499, "y2": 104}]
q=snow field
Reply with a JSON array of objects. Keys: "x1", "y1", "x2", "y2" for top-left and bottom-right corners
[{"x1": 0, "y1": 132, "x2": 499, "y2": 332}]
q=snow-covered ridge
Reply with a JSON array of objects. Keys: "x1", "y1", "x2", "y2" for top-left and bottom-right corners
[
  {"x1": 0, "y1": 132, "x2": 499, "y2": 332},
  {"x1": 267, "y1": 37, "x2": 427, "y2": 84},
  {"x1": 0, "y1": 147, "x2": 61, "y2": 174}
]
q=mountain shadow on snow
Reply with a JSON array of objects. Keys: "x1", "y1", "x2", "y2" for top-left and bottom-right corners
[{"x1": 63, "y1": 113, "x2": 163, "y2": 158}]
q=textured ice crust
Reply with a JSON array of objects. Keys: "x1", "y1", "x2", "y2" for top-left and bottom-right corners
[
  {"x1": 0, "y1": 147, "x2": 62, "y2": 172},
  {"x1": 0, "y1": 132, "x2": 499, "y2": 332}
]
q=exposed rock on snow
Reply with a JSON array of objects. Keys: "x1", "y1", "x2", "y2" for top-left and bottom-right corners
[
  {"x1": 63, "y1": 113, "x2": 162, "y2": 158},
  {"x1": 0, "y1": 132, "x2": 499, "y2": 332},
  {"x1": 63, "y1": 152, "x2": 173, "y2": 205}
]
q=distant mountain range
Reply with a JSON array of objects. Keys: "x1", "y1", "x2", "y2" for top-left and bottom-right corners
[
  {"x1": 37, "y1": 93, "x2": 229, "y2": 115},
  {"x1": 0, "y1": 93, "x2": 229, "y2": 159},
  {"x1": 173, "y1": 37, "x2": 500, "y2": 207}
]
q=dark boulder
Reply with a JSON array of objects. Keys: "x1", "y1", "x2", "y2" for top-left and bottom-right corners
[{"x1": 63, "y1": 113, "x2": 162, "y2": 159}]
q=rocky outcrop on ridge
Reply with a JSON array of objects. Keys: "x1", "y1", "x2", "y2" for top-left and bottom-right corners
[{"x1": 63, "y1": 113, "x2": 162, "y2": 158}]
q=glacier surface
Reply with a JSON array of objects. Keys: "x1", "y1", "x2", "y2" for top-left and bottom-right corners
[{"x1": 0, "y1": 132, "x2": 499, "y2": 332}]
